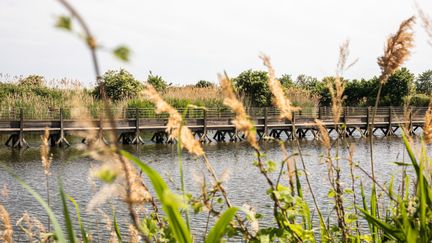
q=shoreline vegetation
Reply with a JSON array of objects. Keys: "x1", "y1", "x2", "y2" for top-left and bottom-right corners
[
  {"x1": 1, "y1": 65, "x2": 432, "y2": 118},
  {"x1": 1, "y1": 0, "x2": 432, "y2": 242}
]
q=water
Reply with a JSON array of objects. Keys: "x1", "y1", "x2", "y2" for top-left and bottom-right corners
[{"x1": 0, "y1": 136, "x2": 419, "y2": 241}]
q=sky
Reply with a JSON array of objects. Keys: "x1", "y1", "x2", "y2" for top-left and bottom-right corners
[{"x1": 1, "y1": 0, "x2": 431, "y2": 86}]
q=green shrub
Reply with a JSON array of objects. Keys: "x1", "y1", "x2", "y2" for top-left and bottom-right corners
[
  {"x1": 147, "y1": 72, "x2": 168, "y2": 92},
  {"x1": 233, "y1": 69, "x2": 271, "y2": 107},
  {"x1": 409, "y1": 94, "x2": 430, "y2": 106},
  {"x1": 18, "y1": 75, "x2": 46, "y2": 87},
  {"x1": 195, "y1": 80, "x2": 214, "y2": 88},
  {"x1": 95, "y1": 69, "x2": 142, "y2": 102}
]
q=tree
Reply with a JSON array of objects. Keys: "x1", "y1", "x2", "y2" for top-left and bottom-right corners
[
  {"x1": 295, "y1": 75, "x2": 328, "y2": 105},
  {"x1": 195, "y1": 80, "x2": 214, "y2": 88},
  {"x1": 344, "y1": 78, "x2": 376, "y2": 106},
  {"x1": 233, "y1": 70, "x2": 270, "y2": 107},
  {"x1": 18, "y1": 75, "x2": 45, "y2": 87},
  {"x1": 278, "y1": 74, "x2": 294, "y2": 88},
  {"x1": 147, "y1": 71, "x2": 168, "y2": 92},
  {"x1": 95, "y1": 69, "x2": 141, "y2": 101},
  {"x1": 415, "y1": 69, "x2": 432, "y2": 94},
  {"x1": 380, "y1": 67, "x2": 415, "y2": 106}
]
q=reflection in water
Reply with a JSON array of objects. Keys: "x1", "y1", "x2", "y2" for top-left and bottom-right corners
[{"x1": 0, "y1": 137, "x2": 419, "y2": 241}]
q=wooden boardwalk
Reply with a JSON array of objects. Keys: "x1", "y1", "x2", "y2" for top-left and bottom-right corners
[{"x1": 0, "y1": 106, "x2": 428, "y2": 148}]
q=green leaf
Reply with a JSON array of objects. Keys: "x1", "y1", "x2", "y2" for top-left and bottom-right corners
[
  {"x1": 68, "y1": 196, "x2": 89, "y2": 243},
  {"x1": 55, "y1": 16, "x2": 72, "y2": 31},
  {"x1": 205, "y1": 207, "x2": 238, "y2": 243},
  {"x1": 0, "y1": 164, "x2": 66, "y2": 242},
  {"x1": 121, "y1": 150, "x2": 192, "y2": 243},
  {"x1": 113, "y1": 45, "x2": 131, "y2": 62},
  {"x1": 112, "y1": 208, "x2": 123, "y2": 242},
  {"x1": 359, "y1": 207, "x2": 406, "y2": 241},
  {"x1": 59, "y1": 182, "x2": 77, "y2": 243}
]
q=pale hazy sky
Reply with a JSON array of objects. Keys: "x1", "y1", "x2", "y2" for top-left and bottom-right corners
[{"x1": 1, "y1": 0, "x2": 431, "y2": 86}]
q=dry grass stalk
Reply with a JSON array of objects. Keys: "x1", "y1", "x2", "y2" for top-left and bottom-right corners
[
  {"x1": 260, "y1": 55, "x2": 300, "y2": 121},
  {"x1": 424, "y1": 108, "x2": 432, "y2": 144},
  {"x1": 0, "y1": 204, "x2": 12, "y2": 243},
  {"x1": 1, "y1": 184, "x2": 8, "y2": 199},
  {"x1": 328, "y1": 40, "x2": 355, "y2": 124},
  {"x1": 163, "y1": 86, "x2": 222, "y2": 101},
  {"x1": 16, "y1": 212, "x2": 47, "y2": 242},
  {"x1": 40, "y1": 128, "x2": 52, "y2": 176},
  {"x1": 279, "y1": 142, "x2": 296, "y2": 191},
  {"x1": 219, "y1": 73, "x2": 259, "y2": 150},
  {"x1": 315, "y1": 119, "x2": 331, "y2": 150},
  {"x1": 377, "y1": 16, "x2": 416, "y2": 84},
  {"x1": 144, "y1": 85, "x2": 204, "y2": 156},
  {"x1": 416, "y1": 5, "x2": 432, "y2": 45},
  {"x1": 128, "y1": 224, "x2": 140, "y2": 243}
]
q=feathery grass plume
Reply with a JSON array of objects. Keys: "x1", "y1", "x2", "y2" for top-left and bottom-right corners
[
  {"x1": 144, "y1": 84, "x2": 204, "y2": 156},
  {"x1": 40, "y1": 128, "x2": 52, "y2": 176},
  {"x1": 88, "y1": 158, "x2": 152, "y2": 210},
  {"x1": 315, "y1": 119, "x2": 331, "y2": 150},
  {"x1": 416, "y1": 5, "x2": 432, "y2": 45},
  {"x1": 328, "y1": 40, "x2": 355, "y2": 124},
  {"x1": 128, "y1": 224, "x2": 139, "y2": 243},
  {"x1": 260, "y1": 54, "x2": 300, "y2": 121},
  {"x1": 279, "y1": 142, "x2": 296, "y2": 192},
  {"x1": 424, "y1": 108, "x2": 432, "y2": 144},
  {"x1": 16, "y1": 212, "x2": 47, "y2": 242},
  {"x1": 219, "y1": 73, "x2": 259, "y2": 150},
  {"x1": 377, "y1": 16, "x2": 416, "y2": 84},
  {"x1": 1, "y1": 184, "x2": 8, "y2": 199},
  {"x1": 0, "y1": 204, "x2": 12, "y2": 243}
]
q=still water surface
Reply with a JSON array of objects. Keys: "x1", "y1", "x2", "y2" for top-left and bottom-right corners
[{"x1": 0, "y1": 137, "x2": 417, "y2": 241}]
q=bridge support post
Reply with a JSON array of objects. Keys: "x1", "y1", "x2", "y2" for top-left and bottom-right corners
[
  {"x1": 55, "y1": 108, "x2": 70, "y2": 147},
  {"x1": 289, "y1": 112, "x2": 296, "y2": 140},
  {"x1": 97, "y1": 114, "x2": 108, "y2": 145},
  {"x1": 263, "y1": 107, "x2": 269, "y2": 139},
  {"x1": 386, "y1": 106, "x2": 394, "y2": 136},
  {"x1": 131, "y1": 108, "x2": 144, "y2": 144},
  {"x1": 409, "y1": 107, "x2": 414, "y2": 135},
  {"x1": 365, "y1": 107, "x2": 371, "y2": 136},
  {"x1": 6, "y1": 108, "x2": 29, "y2": 148},
  {"x1": 200, "y1": 109, "x2": 211, "y2": 143}
]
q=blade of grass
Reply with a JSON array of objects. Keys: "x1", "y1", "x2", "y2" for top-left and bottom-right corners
[
  {"x1": 112, "y1": 208, "x2": 123, "y2": 243},
  {"x1": 0, "y1": 164, "x2": 66, "y2": 242},
  {"x1": 59, "y1": 182, "x2": 77, "y2": 243},
  {"x1": 68, "y1": 195, "x2": 89, "y2": 243},
  {"x1": 205, "y1": 207, "x2": 238, "y2": 243},
  {"x1": 121, "y1": 150, "x2": 192, "y2": 243},
  {"x1": 358, "y1": 208, "x2": 405, "y2": 241}
]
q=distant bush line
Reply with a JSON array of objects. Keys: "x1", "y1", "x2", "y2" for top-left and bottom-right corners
[{"x1": 1, "y1": 67, "x2": 431, "y2": 116}]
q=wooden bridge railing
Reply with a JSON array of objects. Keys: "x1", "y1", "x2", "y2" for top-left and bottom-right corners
[{"x1": 0, "y1": 106, "x2": 429, "y2": 121}]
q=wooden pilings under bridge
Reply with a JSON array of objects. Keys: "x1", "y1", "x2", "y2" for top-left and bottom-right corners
[{"x1": 0, "y1": 106, "x2": 428, "y2": 148}]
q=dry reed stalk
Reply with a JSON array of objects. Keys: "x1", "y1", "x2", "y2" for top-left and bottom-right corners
[
  {"x1": 144, "y1": 85, "x2": 204, "y2": 156},
  {"x1": 369, "y1": 17, "x2": 416, "y2": 204},
  {"x1": 424, "y1": 108, "x2": 432, "y2": 144},
  {"x1": 260, "y1": 55, "x2": 300, "y2": 121},
  {"x1": 315, "y1": 119, "x2": 331, "y2": 150},
  {"x1": 0, "y1": 204, "x2": 12, "y2": 243},
  {"x1": 1, "y1": 184, "x2": 8, "y2": 199},
  {"x1": 219, "y1": 73, "x2": 259, "y2": 150},
  {"x1": 16, "y1": 212, "x2": 47, "y2": 242},
  {"x1": 328, "y1": 40, "x2": 356, "y2": 124},
  {"x1": 163, "y1": 86, "x2": 222, "y2": 101},
  {"x1": 279, "y1": 142, "x2": 296, "y2": 193},
  {"x1": 416, "y1": 6, "x2": 432, "y2": 45},
  {"x1": 41, "y1": 128, "x2": 52, "y2": 176},
  {"x1": 128, "y1": 224, "x2": 139, "y2": 243},
  {"x1": 377, "y1": 17, "x2": 416, "y2": 84}
]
